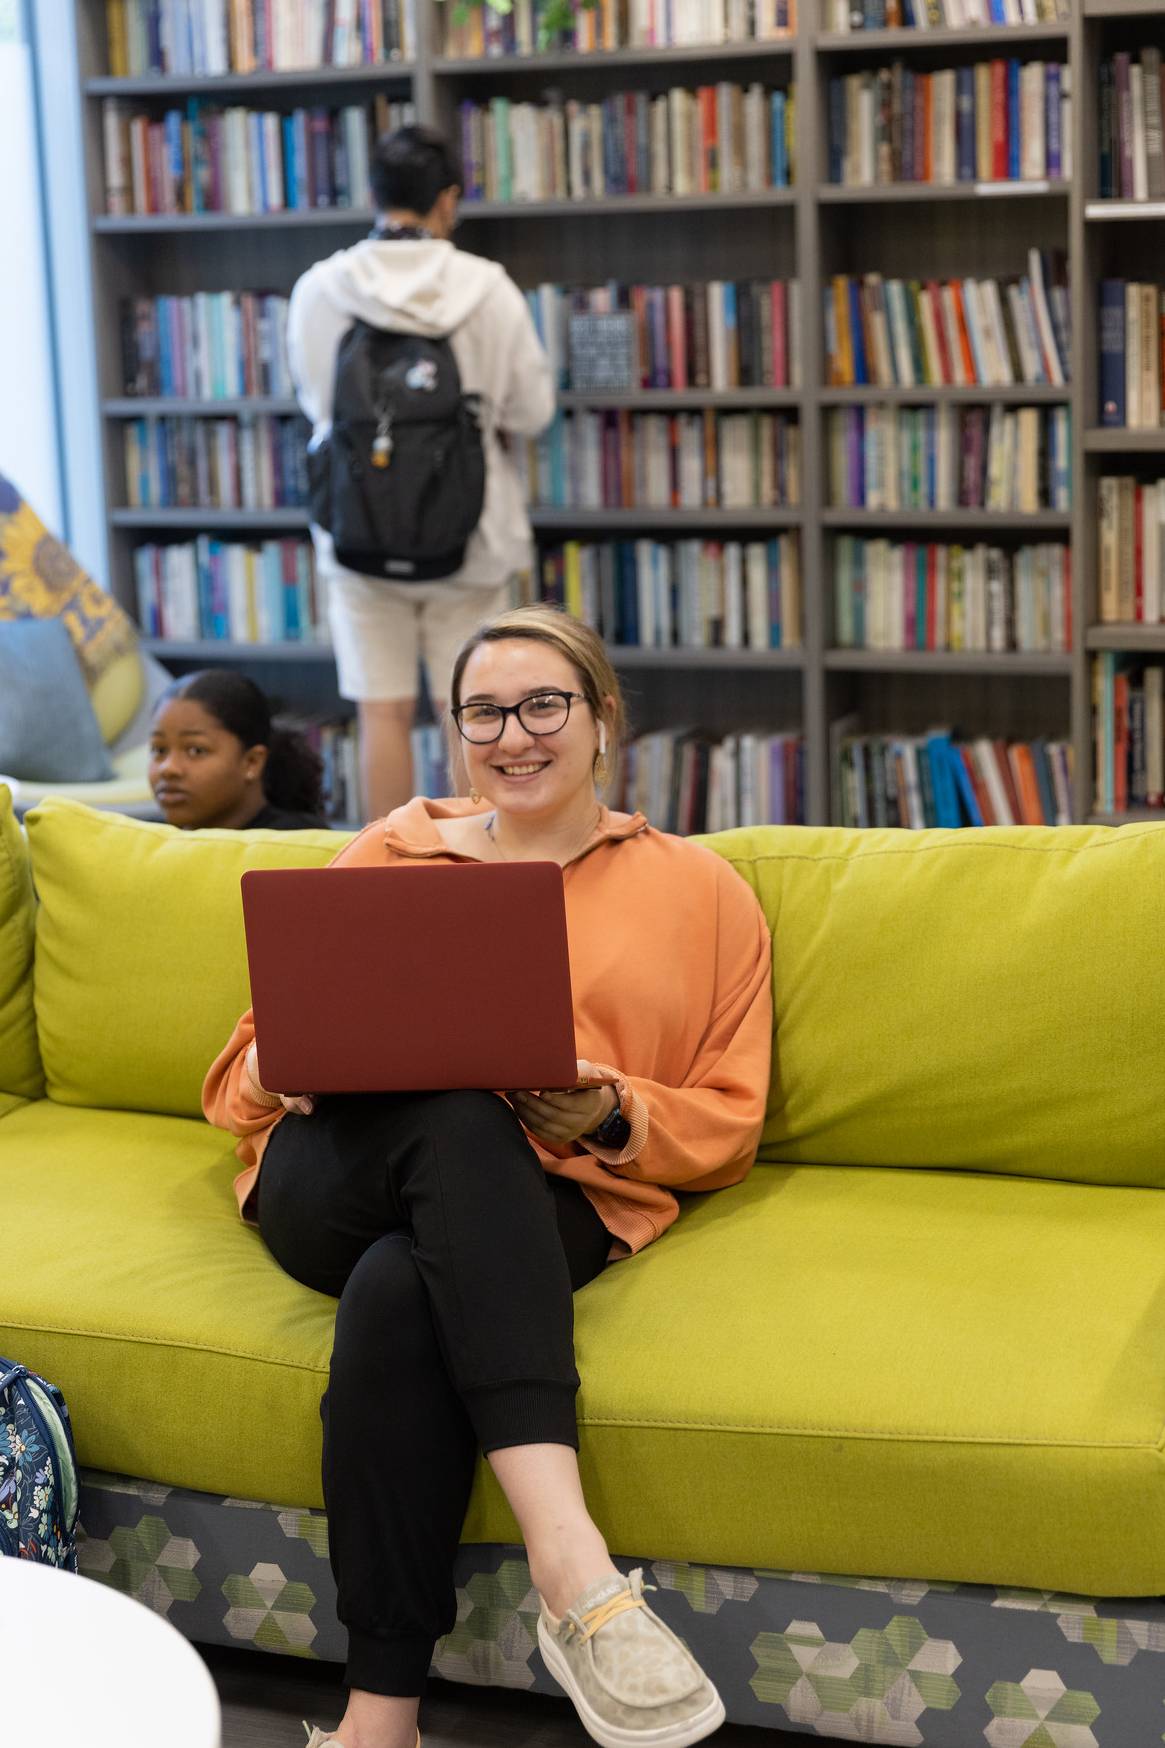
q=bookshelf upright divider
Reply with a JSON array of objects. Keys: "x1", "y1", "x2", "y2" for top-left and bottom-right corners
[{"x1": 78, "y1": 0, "x2": 1143, "y2": 828}]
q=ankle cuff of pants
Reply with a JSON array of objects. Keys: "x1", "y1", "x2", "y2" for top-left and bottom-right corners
[
  {"x1": 346, "y1": 1628, "x2": 436, "y2": 1697},
  {"x1": 468, "y1": 1379, "x2": 579, "y2": 1453}
]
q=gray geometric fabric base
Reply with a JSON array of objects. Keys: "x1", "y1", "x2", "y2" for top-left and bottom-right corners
[{"x1": 78, "y1": 1470, "x2": 1165, "y2": 1743}]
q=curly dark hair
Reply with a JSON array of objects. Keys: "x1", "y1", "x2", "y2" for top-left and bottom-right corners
[{"x1": 154, "y1": 670, "x2": 324, "y2": 815}]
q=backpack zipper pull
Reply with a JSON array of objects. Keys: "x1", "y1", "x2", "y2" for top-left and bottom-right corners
[{"x1": 371, "y1": 411, "x2": 394, "y2": 469}]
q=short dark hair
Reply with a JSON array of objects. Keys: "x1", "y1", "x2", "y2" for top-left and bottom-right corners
[{"x1": 371, "y1": 125, "x2": 461, "y2": 216}]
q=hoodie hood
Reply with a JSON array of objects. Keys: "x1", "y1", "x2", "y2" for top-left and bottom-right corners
[{"x1": 311, "y1": 237, "x2": 505, "y2": 338}]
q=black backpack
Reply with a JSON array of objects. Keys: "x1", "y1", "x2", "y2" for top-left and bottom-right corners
[{"x1": 308, "y1": 319, "x2": 486, "y2": 582}]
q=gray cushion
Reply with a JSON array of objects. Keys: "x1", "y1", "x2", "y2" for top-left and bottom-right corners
[{"x1": 0, "y1": 619, "x2": 113, "y2": 782}]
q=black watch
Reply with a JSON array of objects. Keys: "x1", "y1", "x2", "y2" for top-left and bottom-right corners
[{"x1": 585, "y1": 1094, "x2": 631, "y2": 1151}]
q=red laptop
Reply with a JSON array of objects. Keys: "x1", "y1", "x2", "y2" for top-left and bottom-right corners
[{"x1": 240, "y1": 861, "x2": 583, "y2": 1095}]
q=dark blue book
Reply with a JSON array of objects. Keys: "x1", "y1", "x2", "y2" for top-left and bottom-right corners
[
  {"x1": 1099, "y1": 279, "x2": 1126, "y2": 427},
  {"x1": 955, "y1": 67, "x2": 976, "y2": 183},
  {"x1": 1099, "y1": 60, "x2": 1114, "y2": 199},
  {"x1": 1046, "y1": 63, "x2": 1062, "y2": 180},
  {"x1": 1007, "y1": 61, "x2": 1021, "y2": 181},
  {"x1": 1030, "y1": 738, "x2": 1057, "y2": 824},
  {"x1": 848, "y1": 280, "x2": 869, "y2": 385},
  {"x1": 948, "y1": 743, "x2": 984, "y2": 826},
  {"x1": 925, "y1": 733, "x2": 962, "y2": 828}
]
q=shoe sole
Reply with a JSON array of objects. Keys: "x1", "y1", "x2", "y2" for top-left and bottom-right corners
[{"x1": 537, "y1": 1617, "x2": 726, "y2": 1748}]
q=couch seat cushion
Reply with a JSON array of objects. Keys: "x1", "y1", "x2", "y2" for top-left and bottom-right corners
[{"x1": 3, "y1": 1099, "x2": 1163, "y2": 1596}]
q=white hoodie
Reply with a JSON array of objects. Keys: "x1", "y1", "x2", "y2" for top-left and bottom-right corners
[{"x1": 287, "y1": 237, "x2": 556, "y2": 588}]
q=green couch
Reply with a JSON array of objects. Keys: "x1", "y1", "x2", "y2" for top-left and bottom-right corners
[{"x1": 4, "y1": 787, "x2": 1165, "y2": 1744}]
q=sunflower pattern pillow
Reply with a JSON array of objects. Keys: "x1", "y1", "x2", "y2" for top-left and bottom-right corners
[{"x1": 0, "y1": 474, "x2": 142, "y2": 744}]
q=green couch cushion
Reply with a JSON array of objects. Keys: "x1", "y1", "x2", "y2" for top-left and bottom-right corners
[
  {"x1": 699, "y1": 823, "x2": 1165, "y2": 1188},
  {"x1": 25, "y1": 800, "x2": 351, "y2": 1117},
  {"x1": 0, "y1": 784, "x2": 43, "y2": 1099},
  {"x1": 3, "y1": 1098, "x2": 1163, "y2": 1595}
]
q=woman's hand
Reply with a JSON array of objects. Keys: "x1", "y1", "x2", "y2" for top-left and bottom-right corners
[
  {"x1": 508, "y1": 1060, "x2": 617, "y2": 1146},
  {"x1": 245, "y1": 1041, "x2": 315, "y2": 1117}
]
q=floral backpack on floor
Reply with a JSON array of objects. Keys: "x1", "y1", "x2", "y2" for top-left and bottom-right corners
[{"x1": 0, "y1": 1357, "x2": 80, "y2": 1569}]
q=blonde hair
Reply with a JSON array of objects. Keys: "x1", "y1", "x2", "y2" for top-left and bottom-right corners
[{"x1": 446, "y1": 604, "x2": 627, "y2": 796}]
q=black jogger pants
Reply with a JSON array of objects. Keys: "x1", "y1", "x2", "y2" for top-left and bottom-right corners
[{"x1": 256, "y1": 1089, "x2": 610, "y2": 1696}]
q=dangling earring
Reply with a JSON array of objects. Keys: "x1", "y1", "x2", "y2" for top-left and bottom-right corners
[
  {"x1": 469, "y1": 785, "x2": 481, "y2": 804},
  {"x1": 593, "y1": 723, "x2": 609, "y2": 789}
]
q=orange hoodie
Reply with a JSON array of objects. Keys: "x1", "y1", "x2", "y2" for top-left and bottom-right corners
[{"x1": 202, "y1": 799, "x2": 773, "y2": 1255}]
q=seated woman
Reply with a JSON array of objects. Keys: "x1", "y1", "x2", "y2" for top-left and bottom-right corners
[
  {"x1": 202, "y1": 605, "x2": 773, "y2": 1748},
  {"x1": 148, "y1": 669, "x2": 328, "y2": 830}
]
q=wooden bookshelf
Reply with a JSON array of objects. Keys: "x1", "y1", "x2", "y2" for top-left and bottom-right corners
[{"x1": 73, "y1": 0, "x2": 1108, "y2": 825}]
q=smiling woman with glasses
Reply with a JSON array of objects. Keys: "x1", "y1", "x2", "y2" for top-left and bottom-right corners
[{"x1": 204, "y1": 603, "x2": 773, "y2": 1748}]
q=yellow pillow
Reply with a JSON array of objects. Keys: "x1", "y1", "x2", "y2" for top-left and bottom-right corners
[
  {"x1": 27, "y1": 800, "x2": 352, "y2": 1117},
  {"x1": 699, "y1": 822, "x2": 1165, "y2": 1189},
  {"x1": 0, "y1": 785, "x2": 44, "y2": 1099},
  {"x1": 88, "y1": 649, "x2": 145, "y2": 745}
]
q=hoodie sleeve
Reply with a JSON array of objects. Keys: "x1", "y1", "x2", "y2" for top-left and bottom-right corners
[
  {"x1": 490, "y1": 275, "x2": 557, "y2": 438},
  {"x1": 287, "y1": 261, "x2": 353, "y2": 430}
]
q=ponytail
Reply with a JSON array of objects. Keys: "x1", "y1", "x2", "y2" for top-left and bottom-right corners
[{"x1": 263, "y1": 725, "x2": 325, "y2": 816}]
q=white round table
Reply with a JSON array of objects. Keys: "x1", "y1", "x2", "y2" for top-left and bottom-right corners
[{"x1": 1, "y1": 1557, "x2": 221, "y2": 1747}]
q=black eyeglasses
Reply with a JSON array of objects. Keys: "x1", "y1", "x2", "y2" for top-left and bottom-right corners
[{"x1": 452, "y1": 690, "x2": 588, "y2": 744}]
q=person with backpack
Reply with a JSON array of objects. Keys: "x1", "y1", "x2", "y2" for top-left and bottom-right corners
[{"x1": 287, "y1": 125, "x2": 556, "y2": 822}]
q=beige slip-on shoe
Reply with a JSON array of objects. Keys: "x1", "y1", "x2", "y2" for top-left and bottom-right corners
[
  {"x1": 538, "y1": 1568, "x2": 725, "y2": 1748},
  {"x1": 303, "y1": 1727, "x2": 421, "y2": 1748}
]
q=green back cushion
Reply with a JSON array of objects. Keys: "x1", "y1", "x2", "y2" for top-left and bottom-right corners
[
  {"x1": 27, "y1": 800, "x2": 352, "y2": 1117},
  {"x1": 0, "y1": 785, "x2": 43, "y2": 1098},
  {"x1": 699, "y1": 823, "x2": 1165, "y2": 1188}
]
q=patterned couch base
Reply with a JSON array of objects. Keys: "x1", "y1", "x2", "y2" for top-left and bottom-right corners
[{"x1": 78, "y1": 1470, "x2": 1165, "y2": 1744}]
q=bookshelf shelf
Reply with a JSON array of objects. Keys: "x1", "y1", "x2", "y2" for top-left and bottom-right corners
[
  {"x1": 816, "y1": 23, "x2": 1070, "y2": 51},
  {"x1": 104, "y1": 397, "x2": 303, "y2": 417},
  {"x1": 86, "y1": 65, "x2": 414, "y2": 96},
  {"x1": 1089, "y1": 807, "x2": 1165, "y2": 823},
  {"x1": 141, "y1": 638, "x2": 333, "y2": 662},
  {"x1": 1085, "y1": 200, "x2": 1165, "y2": 221},
  {"x1": 608, "y1": 645, "x2": 804, "y2": 668},
  {"x1": 1086, "y1": 626, "x2": 1165, "y2": 651},
  {"x1": 1082, "y1": 0, "x2": 1165, "y2": 16},
  {"x1": 530, "y1": 507, "x2": 803, "y2": 529},
  {"x1": 94, "y1": 209, "x2": 375, "y2": 232},
  {"x1": 824, "y1": 649, "x2": 1073, "y2": 675},
  {"x1": 1084, "y1": 429, "x2": 1165, "y2": 453},
  {"x1": 818, "y1": 180, "x2": 1066, "y2": 204},
  {"x1": 818, "y1": 385, "x2": 1070, "y2": 405},
  {"x1": 557, "y1": 389, "x2": 801, "y2": 409},
  {"x1": 111, "y1": 508, "x2": 311, "y2": 529},
  {"x1": 432, "y1": 42, "x2": 795, "y2": 74},
  {"x1": 459, "y1": 191, "x2": 797, "y2": 218},
  {"x1": 820, "y1": 509, "x2": 1072, "y2": 530}
]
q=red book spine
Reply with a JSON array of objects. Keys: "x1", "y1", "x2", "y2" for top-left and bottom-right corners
[
  {"x1": 667, "y1": 286, "x2": 687, "y2": 390},
  {"x1": 990, "y1": 60, "x2": 1007, "y2": 182},
  {"x1": 927, "y1": 281, "x2": 954, "y2": 384},
  {"x1": 1114, "y1": 675, "x2": 1130, "y2": 813},
  {"x1": 962, "y1": 746, "x2": 995, "y2": 823}
]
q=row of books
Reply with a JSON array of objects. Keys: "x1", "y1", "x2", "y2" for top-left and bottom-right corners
[
  {"x1": 832, "y1": 726, "x2": 1074, "y2": 828},
  {"x1": 104, "y1": 0, "x2": 415, "y2": 75},
  {"x1": 824, "y1": 256, "x2": 1070, "y2": 390},
  {"x1": 534, "y1": 535, "x2": 802, "y2": 649},
  {"x1": 120, "y1": 292, "x2": 293, "y2": 402},
  {"x1": 1098, "y1": 281, "x2": 1165, "y2": 431},
  {"x1": 1093, "y1": 655, "x2": 1165, "y2": 816},
  {"x1": 1098, "y1": 50, "x2": 1165, "y2": 203},
  {"x1": 827, "y1": 404, "x2": 1071, "y2": 514},
  {"x1": 103, "y1": 97, "x2": 414, "y2": 217},
  {"x1": 133, "y1": 538, "x2": 326, "y2": 644},
  {"x1": 611, "y1": 731, "x2": 806, "y2": 832},
  {"x1": 1097, "y1": 477, "x2": 1165, "y2": 625},
  {"x1": 410, "y1": 724, "x2": 452, "y2": 805},
  {"x1": 514, "y1": 411, "x2": 801, "y2": 510},
  {"x1": 527, "y1": 280, "x2": 801, "y2": 393},
  {"x1": 825, "y1": 0, "x2": 1068, "y2": 33},
  {"x1": 458, "y1": 85, "x2": 794, "y2": 204},
  {"x1": 293, "y1": 716, "x2": 362, "y2": 825},
  {"x1": 441, "y1": 0, "x2": 794, "y2": 57},
  {"x1": 832, "y1": 536, "x2": 1071, "y2": 653},
  {"x1": 123, "y1": 416, "x2": 308, "y2": 510},
  {"x1": 828, "y1": 61, "x2": 1070, "y2": 188}
]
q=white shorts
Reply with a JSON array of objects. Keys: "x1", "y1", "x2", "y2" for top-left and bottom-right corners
[{"x1": 325, "y1": 573, "x2": 516, "y2": 705}]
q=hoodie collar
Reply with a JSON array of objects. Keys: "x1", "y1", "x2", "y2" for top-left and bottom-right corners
[{"x1": 382, "y1": 795, "x2": 648, "y2": 865}]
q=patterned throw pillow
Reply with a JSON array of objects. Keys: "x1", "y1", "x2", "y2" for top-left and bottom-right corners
[{"x1": 0, "y1": 474, "x2": 142, "y2": 743}]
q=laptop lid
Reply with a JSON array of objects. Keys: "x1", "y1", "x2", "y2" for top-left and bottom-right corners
[{"x1": 240, "y1": 862, "x2": 579, "y2": 1095}]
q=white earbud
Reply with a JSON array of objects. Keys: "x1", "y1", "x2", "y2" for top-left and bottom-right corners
[{"x1": 598, "y1": 723, "x2": 607, "y2": 757}]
